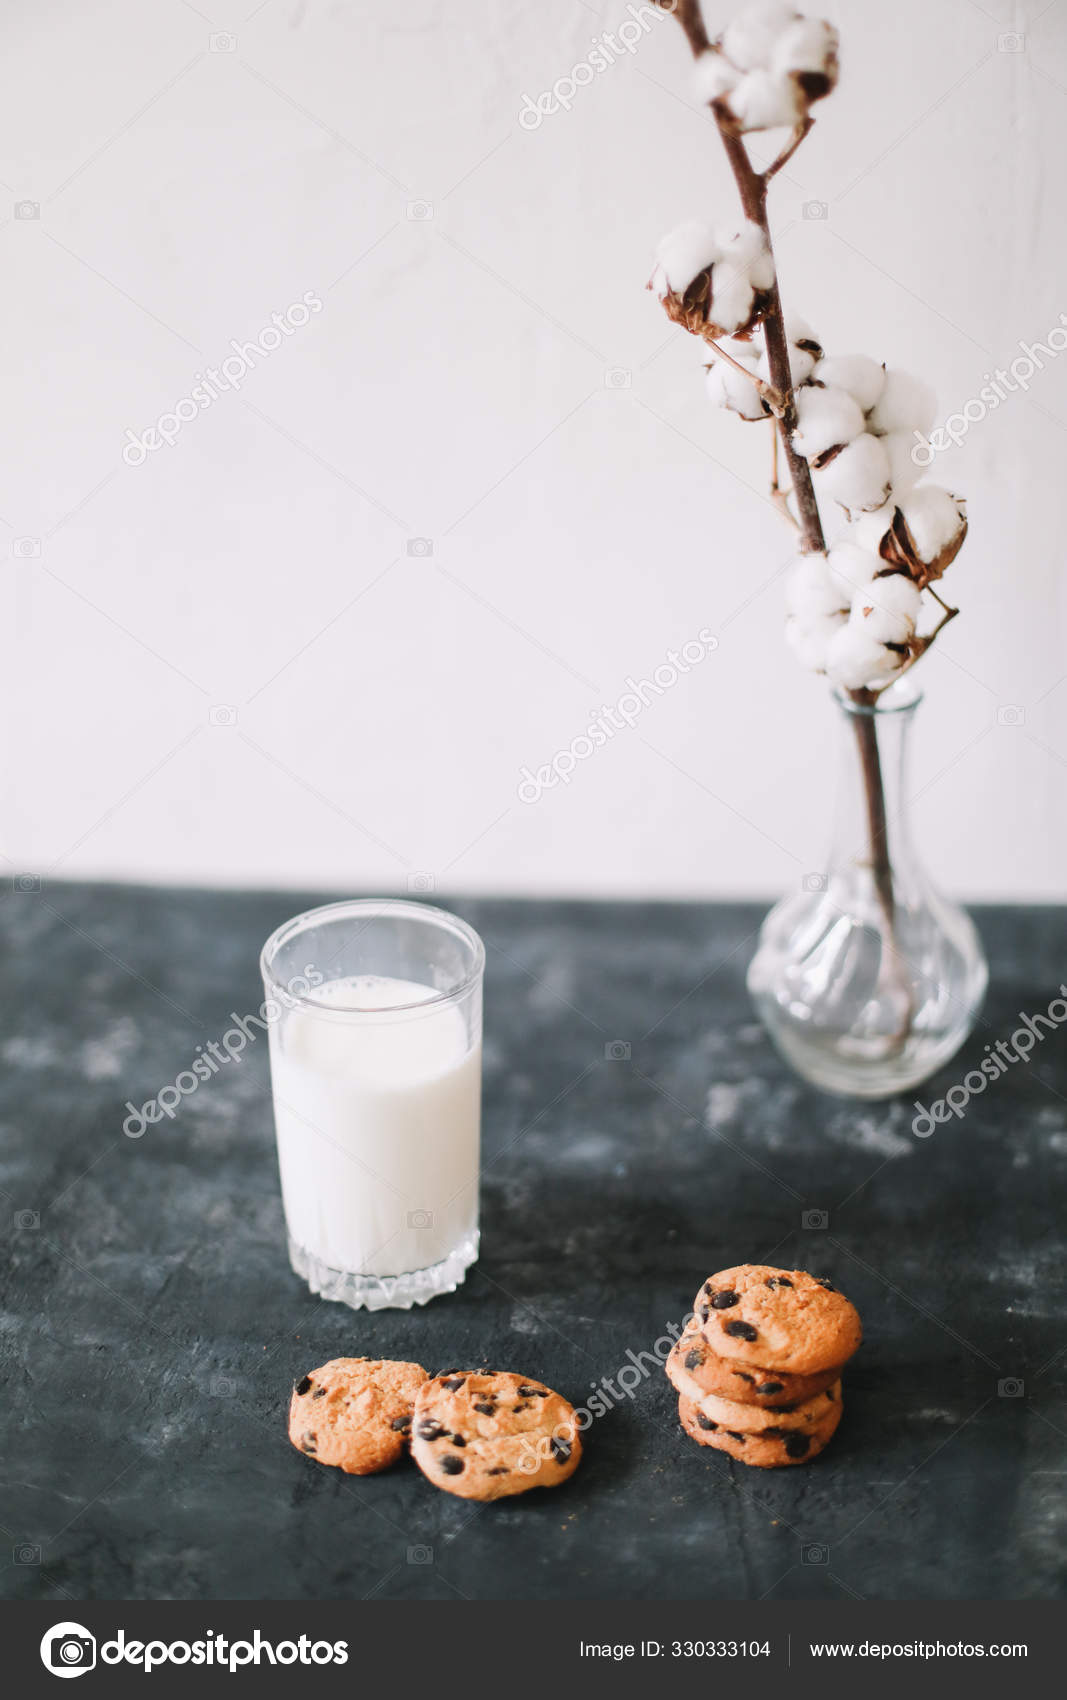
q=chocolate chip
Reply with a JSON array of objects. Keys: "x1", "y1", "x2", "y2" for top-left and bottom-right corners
[
  {"x1": 761, "y1": 1427, "x2": 785, "y2": 1439},
  {"x1": 696, "y1": 1411, "x2": 717, "y2": 1431},
  {"x1": 439, "y1": 1455, "x2": 465, "y2": 1475},
  {"x1": 815, "y1": 1277, "x2": 835, "y2": 1290},
  {"x1": 473, "y1": 1401, "x2": 496, "y2": 1416},
  {"x1": 824, "y1": 1388, "x2": 835, "y2": 1401},
  {"x1": 775, "y1": 1402, "x2": 799, "y2": 1414},
  {"x1": 698, "y1": 1302, "x2": 711, "y2": 1322},
  {"x1": 703, "y1": 1280, "x2": 714, "y2": 1294},
  {"x1": 487, "y1": 1466, "x2": 509, "y2": 1475},
  {"x1": 416, "y1": 1420, "x2": 446, "y2": 1441},
  {"x1": 738, "y1": 1372, "x2": 755, "y2": 1384},
  {"x1": 518, "y1": 1386, "x2": 543, "y2": 1397},
  {"x1": 785, "y1": 1433, "x2": 811, "y2": 1459},
  {"x1": 726, "y1": 1431, "x2": 746, "y2": 1442},
  {"x1": 312, "y1": 1387, "x2": 327, "y2": 1399},
  {"x1": 301, "y1": 1431, "x2": 317, "y2": 1454},
  {"x1": 294, "y1": 1376, "x2": 312, "y2": 1396},
  {"x1": 710, "y1": 1289, "x2": 739, "y2": 1310},
  {"x1": 684, "y1": 1348, "x2": 705, "y2": 1370},
  {"x1": 724, "y1": 1319, "x2": 758, "y2": 1342},
  {"x1": 440, "y1": 1375, "x2": 467, "y2": 1391},
  {"x1": 754, "y1": 1381, "x2": 784, "y2": 1395},
  {"x1": 765, "y1": 1276, "x2": 793, "y2": 1289},
  {"x1": 514, "y1": 1402, "x2": 530, "y2": 1412},
  {"x1": 390, "y1": 1416, "x2": 411, "y2": 1430},
  {"x1": 451, "y1": 1433, "x2": 467, "y2": 1447},
  {"x1": 550, "y1": 1438, "x2": 571, "y2": 1464}
]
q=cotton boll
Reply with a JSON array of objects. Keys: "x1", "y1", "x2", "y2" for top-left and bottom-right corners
[
  {"x1": 785, "y1": 610, "x2": 845, "y2": 672},
  {"x1": 650, "y1": 219, "x2": 720, "y2": 298},
  {"x1": 709, "y1": 268, "x2": 755, "y2": 335},
  {"x1": 784, "y1": 312, "x2": 817, "y2": 347},
  {"x1": 896, "y1": 486, "x2": 966, "y2": 564},
  {"x1": 785, "y1": 554, "x2": 849, "y2": 620},
  {"x1": 884, "y1": 430, "x2": 924, "y2": 497},
  {"x1": 825, "y1": 623, "x2": 905, "y2": 690},
  {"x1": 849, "y1": 573, "x2": 921, "y2": 644},
  {"x1": 772, "y1": 17, "x2": 839, "y2": 92},
  {"x1": 813, "y1": 355, "x2": 886, "y2": 414},
  {"x1": 721, "y1": 3, "x2": 799, "y2": 71},
  {"x1": 847, "y1": 501, "x2": 896, "y2": 554},
  {"x1": 815, "y1": 432, "x2": 892, "y2": 512},
  {"x1": 719, "y1": 221, "x2": 776, "y2": 292},
  {"x1": 693, "y1": 51, "x2": 739, "y2": 104},
  {"x1": 728, "y1": 68, "x2": 804, "y2": 131},
  {"x1": 826, "y1": 542, "x2": 880, "y2": 597},
  {"x1": 706, "y1": 354, "x2": 767, "y2": 420},
  {"x1": 757, "y1": 341, "x2": 815, "y2": 387},
  {"x1": 867, "y1": 369, "x2": 936, "y2": 437},
  {"x1": 792, "y1": 385, "x2": 866, "y2": 460}
]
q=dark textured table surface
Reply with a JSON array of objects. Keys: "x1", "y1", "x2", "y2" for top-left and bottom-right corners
[{"x1": 2, "y1": 883, "x2": 1065, "y2": 1601}]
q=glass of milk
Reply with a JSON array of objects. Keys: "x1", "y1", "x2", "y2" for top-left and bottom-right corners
[{"x1": 260, "y1": 899, "x2": 484, "y2": 1310}]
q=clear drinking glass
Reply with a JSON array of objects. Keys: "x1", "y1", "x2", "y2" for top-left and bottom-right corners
[
  {"x1": 260, "y1": 899, "x2": 484, "y2": 1310},
  {"x1": 747, "y1": 680, "x2": 988, "y2": 1099}
]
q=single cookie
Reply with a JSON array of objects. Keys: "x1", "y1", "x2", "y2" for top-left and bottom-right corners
[
  {"x1": 694, "y1": 1266, "x2": 861, "y2": 1375},
  {"x1": 678, "y1": 1392, "x2": 842, "y2": 1468},
  {"x1": 666, "y1": 1321, "x2": 839, "y2": 1409},
  {"x1": 288, "y1": 1357, "x2": 427, "y2": 1474},
  {"x1": 411, "y1": 1371, "x2": 582, "y2": 1501},
  {"x1": 687, "y1": 1379, "x2": 840, "y2": 1436}
]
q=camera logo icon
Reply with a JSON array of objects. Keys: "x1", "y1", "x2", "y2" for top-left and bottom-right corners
[
  {"x1": 604, "y1": 1040, "x2": 631, "y2": 1061},
  {"x1": 15, "y1": 1209, "x2": 40, "y2": 1230},
  {"x1": 406, "y1": 871, "x2": 436, "y2": 893},
  {"x1": 210, "y1": 1375, "x2": 236, "y2": 1397},
  {"x1": 803, "y1": 200, "x2": 829, "y2": 220},
  {"x1": 406, "y1": 537, "x2": 434, "y2": 557},
  {"x1": 210, "y1": 31, "x2": 237, "y2": 52},
  {"x1": 15, "y1": 200, "x2": 40, "y2": 220},
  {"x1": 802, "y1": 1542, "x2": 830, "y2": 1565},
  {"x1": 14, "y1": 873, "x2": 41, "y2": 893},
  {"x1": 997, "y1": 1377, "x2": 1024, "y2": 1398},
  {"x1": 604, "y1": 366, "x2": 632, "y2": 389},
  {"x1": 997, "y1": 32, "x2": 1025, "y2": 52},
  {"x1": 40, "y1": 1622, "x2": 96, "y2": 1677},
  {"x1": 208, "y1": 704, "x2": 238, "y2": 728},
  {"x1": 407, "y1": 1544, "x2": 434, "y2": 1564},
  {"x1": 996, "y1": 704, "x2": 1025, "y2": 727},
  {"x1": 802, "y1": 871, "x2": 828, "y2": 893},
  {"x1": 15, "y1": 1542, "x2": 41, "y2": 1564},
  {"x1": 802, "y1": 1208, "x2": 829, "y2": 1230},
  {"x1": 406, "y1": 200, "x2": 434, "y2": 221},
  {"x1": 14, "y1": 537, "x2": 41, "y2": 558},
  {"x1": 407, "y1": 1208, "x2": 435, "y2": 1229}
]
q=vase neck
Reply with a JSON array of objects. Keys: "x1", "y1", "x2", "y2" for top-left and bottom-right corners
[{"x1": 829, "y1": 684, "x2": 921, "y2": 889}]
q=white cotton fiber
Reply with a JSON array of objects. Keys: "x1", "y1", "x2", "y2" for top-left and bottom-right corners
[
  {"x1": 815, "y1": 432, "x2": 891, "y2": 512},
  {"x1": 706, "y1": 354, "x2": 766, "y2": 420},
  {"x1": 785, "y1": 610, "x2": 845, "y2": 672},
  {"x1": 825, "y1": 623, "x2": 905, "y2": 690},
  {"x1": 896, "y1": 486, "x2": 966, "y2": 563},
  {"x1": 792, "y1": 384, "x2": 866, "y2": 459},
  {"x1": 693, "y1": 52, "x2": 739, "y2": 104},
  {"x1": 719, "y1": 221, "x2": 776, "y2": 291},
  {"x1": 884, "y1": 430, "x2": 924, "y2": 497},
  {"x1": 757, "y1": 340, "x2": 816, "y2": 388},
  {"x1": 826, "y1": 542, "x2": 880, "y2": 597},
  {"x1": 650, "y1": 219, "x2": 720, "y2": 298},
  {"x1": 785, "y1": 553, "x2": 849, "y2": 620},
  {"x1": 848, "y1": 573, "x2": 921, "y2": 643},
  {"x1": 729, "y1": 68, "x2": 804, "y2": 131},
  {"x1": 867, "y1": 369, "x2": 937, "y2": 437},
  {"x1": 721, "y1": 3, "x2": 799, "y2": 71},
  {"x1": 772, "y1": 17, "x2": 839, "y2": 82},
  {"x1": 813, "y1": 355, "x2": 886, "y2": 414},
  {"x1": 709, "y1": 268, "x2": 755, "y2": 334},
  {"x1": 847, "y1": 501, "x2": 896, "y2": 554}
]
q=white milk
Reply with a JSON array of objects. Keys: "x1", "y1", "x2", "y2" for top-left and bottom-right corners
[{"x1": 268, "y1": 975, "x2": 481, "y2": 1277}]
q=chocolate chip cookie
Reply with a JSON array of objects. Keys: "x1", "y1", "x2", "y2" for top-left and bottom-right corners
[
  {"x1": 694, "y1": 1266, "x2": 862, "y2": 1375},
  {"x1": 666, "y1": 1321, "x2": 839, "y2": 1409},
  {"x1": 288, "y1": 1357, "x2": 428, "y2": 1474},
  {"x1": 685, "y1": 1379, "x2": 840, "y2": 1436},
  {"x1": 410, "y1": 1371, "x2": 582, "y2": 1501},
  {"x1": 678, "y1": 1391, "x2": 842, "y2": 1467}
]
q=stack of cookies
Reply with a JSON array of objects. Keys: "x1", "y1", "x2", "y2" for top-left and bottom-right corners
[{"x1": 666, "y1": 1264, "x2": 862, "y2": 1468}]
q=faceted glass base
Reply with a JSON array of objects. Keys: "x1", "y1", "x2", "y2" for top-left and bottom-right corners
[{"x1": 288, "y1": 1230, "x2": 479, "y2": 1311}]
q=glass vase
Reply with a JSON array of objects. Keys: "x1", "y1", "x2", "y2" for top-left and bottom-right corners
[{"x1": 746, "y1": 678, "x2": 988, "y2": 1098}]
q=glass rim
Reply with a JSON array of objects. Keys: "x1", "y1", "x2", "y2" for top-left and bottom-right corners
[
  {"x1": 832, "y1": 676, "x2": 923, "y2": 719},
  {"x1": 259, "y1": 897, "x2": 486, "y2": 1016}
]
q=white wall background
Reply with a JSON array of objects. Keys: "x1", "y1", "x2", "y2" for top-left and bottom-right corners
[{"x1": 2, "y1": 0, "x2": 1064, "y2": 902}]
